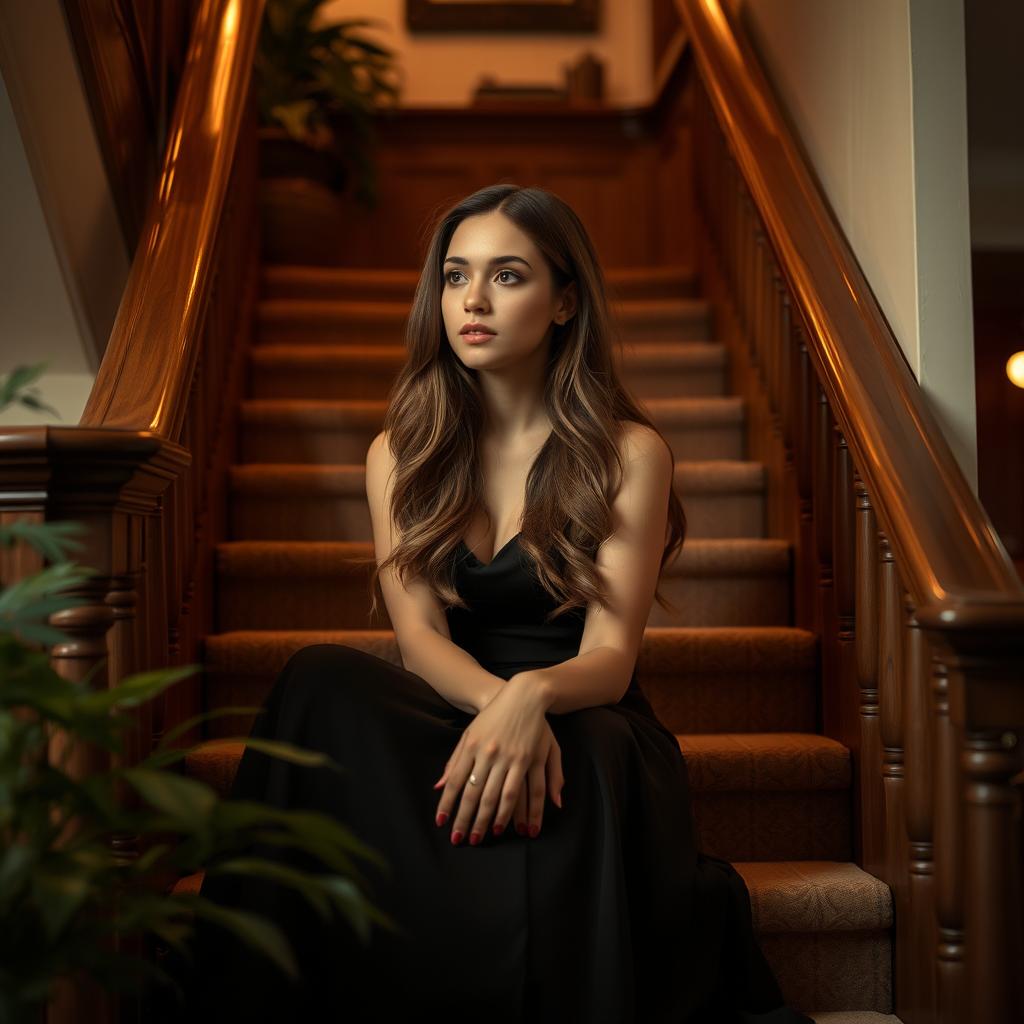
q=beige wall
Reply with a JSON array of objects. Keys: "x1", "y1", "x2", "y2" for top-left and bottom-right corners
[
  {"x1": 731, "y1": 0, "x2": 978, "y2": 489},
  {"x1": 0, "y1": 0, "x2": 127, "y2": 427},
  {"x1": 319, "y1": 0, "x2": 653, "y2": 107}
]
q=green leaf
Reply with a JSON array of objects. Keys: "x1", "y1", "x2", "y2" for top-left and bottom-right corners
[
  {"x1": 32, "y1": 864, "x2": 93, "y2": 940},
  {"x1": 0, "y1": 363, "x2": 48, "y2": 411},
  {"x1": 75, "y1": 663, "x2": 201, "y2": 713},
  {"x1": 121, "y1": 769, "x2": 218, "y2": 824},
  {"x1": 156, "y1": 705, "x2": 266, "y2": 750},
  {"x1": 0, "y1": 519, "x2": 88, "y2": 561},
  {"x1": 204, "y1": 857, "x2": 333, "y2": 920},
  {"x1": 0, "y1": 562, "x2": 97, "y2": 617},
  {"x1": 172, "y1": 894, "x2": 299, "y2": 978}
]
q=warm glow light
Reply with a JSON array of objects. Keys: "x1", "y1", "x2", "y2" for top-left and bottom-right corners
[{"x1": 1007, "y1": 351, "x2": 1024, "y2": 389}]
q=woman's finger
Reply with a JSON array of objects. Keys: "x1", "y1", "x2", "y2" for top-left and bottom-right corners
[
  {"x1": 434, "y1": 731, "x2": 466, "y2": 790},
  {"x1": 513, "y1": 783, "x2": 528, "y2": 836},
  {"x1": 469, "y1": 762, "x2": 509, "y2": 843},
  {"x1": 547, "y1": 736, "x2": 564, "y2": 808},
  {"x1": 434, "y1": 733, "x2": 469, "y2": 825},
  {"x1": 450, "y1": 757, "x2": 490, "y2": 845},
  {"x1": 526, "y1": 759, "x2": 546, "y2": 837},
  {"x1": 485, "y1": 762, "x2": 525, "y2": 839}
]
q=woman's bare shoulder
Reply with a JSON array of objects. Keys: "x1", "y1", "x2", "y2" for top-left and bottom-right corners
[{"x1": 616, "y1": 419, "x2": 670, "y2": 464}]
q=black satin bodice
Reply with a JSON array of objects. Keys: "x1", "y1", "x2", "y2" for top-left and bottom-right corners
[{"x1": 445, "y1": 533, "x2": 651, "y2": 716}]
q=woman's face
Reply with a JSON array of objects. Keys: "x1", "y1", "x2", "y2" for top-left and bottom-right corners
[{"x1": 441, "y1": 210, "x2": 574, "y2": 372}]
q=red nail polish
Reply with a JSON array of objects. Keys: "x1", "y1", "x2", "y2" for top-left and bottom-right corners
[
  {"x1": 451, "y1": 830, "x2": 463, "y2": 845},
  {"x1": 516, "y1": 823, "x2": 527, "y2": 836},
  {"x1": 492, "y1": 823, "x2": 504, "y2": 837},
  {"x1": 528, "y1": 824, "x2": 539, "y2": 838},
  {"x1": 469, "y1": 832, "x2": 480, "y2": 846},
  {"x1": 436, "y1": 812, "x2": 448, "y2": 827}
]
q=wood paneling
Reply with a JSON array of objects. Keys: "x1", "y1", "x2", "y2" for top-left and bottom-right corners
[{"x1": 272, "y1": 51, "x2": 695, "y2": 272}]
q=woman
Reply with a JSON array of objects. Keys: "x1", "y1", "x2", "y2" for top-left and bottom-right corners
[{"x1": 186, "y1": 184, "x2": 814, "y2": 1023}]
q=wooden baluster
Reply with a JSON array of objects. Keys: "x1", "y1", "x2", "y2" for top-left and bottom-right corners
[
  {"x1": 751, "y1": 225, "x2": 766, "y2": 375},
  {"x1": 928, "y1": 636, "x2": 1024, "y2": 1024},
  {"x1": 854, "y1": 476, "x2": 884, "y2": 873},
  {"x1": 961, "y1": 721, "x2": 1022, "y2": 1023},
  {"x1": 767, "y1": 263, "x2": 784, "y2": 417},
  {"x1": 904, "y1": 598, "x2": 937, "y2": 1017},
  {"x1": 930, "y1": 654, "x2": 967, "y2": 1024},
  {"x1": 877, "y1": 533, "x2": 906, "y2": 885},
  {"x1": 813, "y1": 382, "x2": 834, "y2": 645},
  {"x1": 792, "y1": 328, "x2": 815, "y2": 630},
  {"x1": 830, "y1": 431, "x2": 857, "y2": 753}
]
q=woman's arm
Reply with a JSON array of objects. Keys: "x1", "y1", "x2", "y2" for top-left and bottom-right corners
[
  {"x1": 512, "y1": 646, "x2": 636, "y2": 716},
  {"x1": 523, "y1": 421, "x2": 674, "y2": 715},
  {"x1": 399, "y1": 626, "x2": 505, "y2": 716}
]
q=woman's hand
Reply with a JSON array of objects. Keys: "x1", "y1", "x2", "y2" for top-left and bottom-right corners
[{"x1": 432, "y1": 671, "x2": 563, "y2": 845}]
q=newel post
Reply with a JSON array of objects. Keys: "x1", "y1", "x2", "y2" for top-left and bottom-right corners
[
  {"x1": 0, "y1": 426, "x2": 189, "y2": 1024},
  {"x1": 917, "y1": 605, "x2": 1024, "y2": 1024}
]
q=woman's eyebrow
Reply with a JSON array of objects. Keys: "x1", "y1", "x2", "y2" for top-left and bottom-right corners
[{"x1": 443, "y1": 255, "x2": 532, "y2": 269}]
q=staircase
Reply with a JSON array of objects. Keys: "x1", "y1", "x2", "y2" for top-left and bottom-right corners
[{"x1": 174, "y1": 263, "x2": 902, "y2": 1023}]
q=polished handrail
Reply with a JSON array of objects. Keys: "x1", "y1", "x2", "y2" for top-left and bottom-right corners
[
  {"x1": 677, "y1": 0, "x2": 1024, "y2": 618},
  {"x1": 80, "y1": 0, "x2": 264, "y2": 440}
]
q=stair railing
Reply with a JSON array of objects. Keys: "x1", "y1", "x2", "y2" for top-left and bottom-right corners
[
  {"x1": 676, "y1": 2, "x2": 1024, "y2": 1022},
  {"x1": 0, "y1": 0, "x2": 263, "y2": 1018}
]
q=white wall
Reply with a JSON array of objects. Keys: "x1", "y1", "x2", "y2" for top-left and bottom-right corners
[
  {"x1": 731, "y1": 0, "x2": 978, "y2": 489},
  {"x1": 319, "y1": 0, "x2": 653, "y2": 107},
  {"x1": 0, "y1": 0, "x2": 127, "y2": 427}
]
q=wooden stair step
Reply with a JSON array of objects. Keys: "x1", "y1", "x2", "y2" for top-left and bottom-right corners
[
  {"x1": 180, "y1": 728, "x2": 848, "y2": 862},
  {"x1": 254, "y1": 296, "x2": 713, "y2": 346},
  {"x1": 237, "y1": 395, "x2": 746, "y2": 464},
  {"x1": 200, "y1": 626, "x2": 818, "y2": 740},
  {"x1": 677, "y1": 732, "x2": 851, "y2": 861},
  {"x1": 248, "y1": 340, "x2": 729, "y2": 401},
  {"x1": 735, "y1": 861, "x2": 894, "y2": 1014},
  {"x1": 226, "y1": 459, "x2": 766, "y2": 542},
  {"x1": 166, "y1": 859, "x2": 892, "y2": 1014},
  {"x1": 261, "y1": 262, "x2": 700, "y2": 303},
  {"x1": 214, "y1": 537, "x2": 791, "y2": 631}
]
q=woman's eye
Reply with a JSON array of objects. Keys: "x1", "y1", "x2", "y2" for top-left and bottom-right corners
[{"x1": 445, "y1": 269, "x2": 520, "y2": 284}]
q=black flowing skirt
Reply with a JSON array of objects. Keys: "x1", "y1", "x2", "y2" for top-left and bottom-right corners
[{"x1": 171, "y1": 643, "x2": 813, "y2": 1024}]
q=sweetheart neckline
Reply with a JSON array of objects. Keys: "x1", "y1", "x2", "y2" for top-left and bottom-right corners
[{"x1": 458, "y1": 530, "x2": 523, "y2": 568}]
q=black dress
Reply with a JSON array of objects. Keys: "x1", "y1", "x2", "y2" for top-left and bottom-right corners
[{"x1": 180, "y1": 533, "x2": 814, "y2": 1023}]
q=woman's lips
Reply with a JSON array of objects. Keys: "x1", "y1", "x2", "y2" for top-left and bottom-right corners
[{"x1": 462, "y1": 332, "x2": 494, "y2": 344}]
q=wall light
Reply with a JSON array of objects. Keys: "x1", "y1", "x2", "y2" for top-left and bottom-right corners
[{"x1": 1007, "y1": 351, "x2": 1024, "y2": 389}]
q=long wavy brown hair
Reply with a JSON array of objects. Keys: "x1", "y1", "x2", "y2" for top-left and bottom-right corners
[{"x1": 361, "y1": 183, "x2": 686, "y2": 624}]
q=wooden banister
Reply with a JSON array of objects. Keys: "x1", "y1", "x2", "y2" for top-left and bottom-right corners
[
  {"x1": 0, "y1": 1, "x2": 264, "y2": 1020},
  {"x1": 676, "y1": 1, "x2": 1024, "y2": 1021}
]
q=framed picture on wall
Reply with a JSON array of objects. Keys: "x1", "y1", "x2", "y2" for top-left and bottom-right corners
[{"x1": 406, "y1": 0, "x2": 599, "y2": 33}]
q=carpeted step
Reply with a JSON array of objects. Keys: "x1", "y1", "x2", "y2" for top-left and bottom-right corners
[
  {"x1": 255, "y1": 296, "x2": 713, "y2": 347},
  {"x1": 734, "y1": 861, "x2": 894, "y2": 1014},
  {"x1": 640, "y1": 626, "x2": 816, "y2": 732},
  {"x1": 214, "y1": 537, "x2": 790, "y2": 631},
  {"x1": 809, "y1": 1014, "x2": 903, "y2": 1024},
  {"x1": 199, "y1": 626, "x2": 817, "y2": 739},
  {"x1": 248, "y1": 340, "x2": 729, "y2": 401},
  {"x1": 179, "y1": 728, "x2": 848, "y2": 863},
  {"x1": 649, "y1": 537, "x2": 791, "y2": 627},
  {"x1": 238, "y1": 395, "x2": 746, "y2": 464},
  {"x1": 165, "y1": 858, "x2": 891, "y2": 1014},
  {"x1": 226, "y1": 459, "x2": 766, "y2": 542},
  {"x1": 261, "y1": 263, "x2": 700, "y2": 303},
  {"x1": 678, "y1": 732, "x2": 850, "y2": 861}
]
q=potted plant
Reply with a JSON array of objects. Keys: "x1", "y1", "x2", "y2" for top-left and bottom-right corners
[
  {"x1": 0, "y1": 364, "x2": 397, "y2": 1022},
  {"x1": 256, "y1": 0, "x2": 403, "y2": 261}
]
